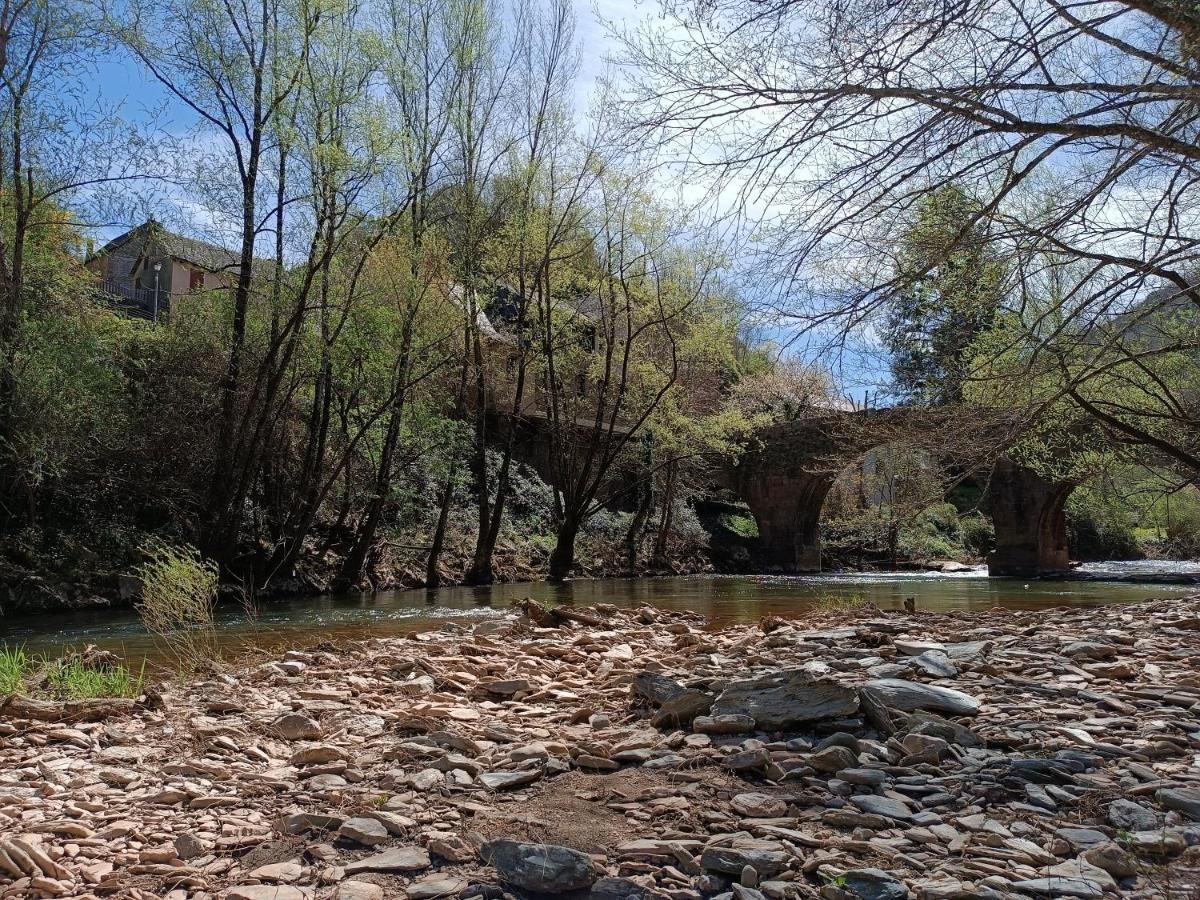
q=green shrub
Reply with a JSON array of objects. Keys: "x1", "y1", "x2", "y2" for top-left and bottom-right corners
[
  {"x1": 0, "y1": 644, "x2": 143, "y2": 699},
  {"x1": 1166, "y1": 497, "x2": 1200, "y2": 558},
  {"x1": 1066, "y1": 490, "x2": 1142, "y2": 560},
  {"x1": 136, "y1": 541, "x2": 220, "y2": 672},
  {"x1": 959, "y1": 512, "x2": 995, "y2": 557}
]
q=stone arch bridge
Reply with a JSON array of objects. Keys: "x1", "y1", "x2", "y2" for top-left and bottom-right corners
[
  {"x1": 496, "y1": 405, "x2": 1073, "y2": 577},
  {"x1": 721, "y1": 409, "x2": 1074, "y2": 577}
]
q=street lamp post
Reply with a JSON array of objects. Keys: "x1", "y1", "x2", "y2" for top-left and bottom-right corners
[{"x1": 153, "y1": 261, "x2": 162, "y2": 324}]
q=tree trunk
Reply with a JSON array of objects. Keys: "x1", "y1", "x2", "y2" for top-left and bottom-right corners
[
  {"x1": 425, "y1": 471, "x2": 456, "y2": 588},
  {"x1": 337, "y1": 394, "x2": 404, "y2": 589},
  {"x1": 624, "y1": 465, "x2": 654, "y2": 574},
  {"x1": 652, "y1": 462, "x2": 677, "y2": 568},
  {"x1": 548, "y1": 516, "x2": 580, "y2": 581}
]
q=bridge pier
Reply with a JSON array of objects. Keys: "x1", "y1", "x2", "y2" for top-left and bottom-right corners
[
  {"x1": 985, "y1": 458, "x2": 1073, "y2": 577},
  {"x1": 743, "y1": 471, "x2": 832, "y2": 573}
]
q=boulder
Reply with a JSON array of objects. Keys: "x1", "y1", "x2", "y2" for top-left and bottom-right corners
[{"x1": 483, "y1": 840, "x2": 597, "y2": 894}]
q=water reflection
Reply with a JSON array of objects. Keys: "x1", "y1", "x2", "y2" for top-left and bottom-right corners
[{"x1": 2, "y1": 566, "x2": 1196, "y2": 665}]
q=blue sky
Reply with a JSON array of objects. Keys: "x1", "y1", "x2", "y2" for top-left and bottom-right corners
[{"x1": 95, "y1": 0, "x2": 642, "y2": 145}]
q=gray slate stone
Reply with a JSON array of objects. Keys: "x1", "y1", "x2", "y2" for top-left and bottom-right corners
[
  {"x1": 483, "y1": 840, "x2": 597, "y2": 894},
  {"x1": 1157, "y1": 787, "x2": 1200, "y2": 821},
  {"x1": 1010, "y1": 877, "x2": 1103, "y2": 898},
  {"x1": 911, "y1": 650, "x2": 957, "y2": 679},
  {"x1": 699, "y1": 842, "x2": 787, "y2": 878},
  {"x1": 861, "y1": 679, "x2": 980, "y2": 716},
  {"x1": 478, "y1": 769, "x2": 541, "y2": 791},
  {"x1": 710, "y1": 669, "x2": 859, "y2": 728},
  {"x1": 850, "y1": 795, "x2": 913, "y2": 821},
  {"x1": 1107, "y1": 798, "x2": 1158, "y2": 832},
  {"x1": 842, "y1": 868, "x2": 910, "y2": 900}
]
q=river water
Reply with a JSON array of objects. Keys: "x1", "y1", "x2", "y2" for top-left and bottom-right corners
[{"x1": 3, "y1": 561, "x2": 1199, "y2": 666}]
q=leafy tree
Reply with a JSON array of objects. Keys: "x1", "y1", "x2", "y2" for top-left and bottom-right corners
[{"x1": 885, "y1": 186, "x2": 1006, "y2": 406}]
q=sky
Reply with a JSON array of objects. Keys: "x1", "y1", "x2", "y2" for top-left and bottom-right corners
[{"x1": 94, "y1": 0, "x2": 647, "y2": 148}]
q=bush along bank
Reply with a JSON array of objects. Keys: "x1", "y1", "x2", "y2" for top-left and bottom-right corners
[{"x1": 2, "y1": 597, "x2": 1200, "y2": 897}]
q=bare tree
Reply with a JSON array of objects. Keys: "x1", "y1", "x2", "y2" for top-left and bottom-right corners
[
  {"x1": 614, "y1": 0, "x2": 1200, "y2": 472},
  {"x1": 537, "y1": 164, "x2": 719, "y2": 580},
  {"x1": 465, "y1": 0, "x2": 581, "y2": 584},
  {"x1": 112, "y1": 0, "x2": 320, "y2": 564}
]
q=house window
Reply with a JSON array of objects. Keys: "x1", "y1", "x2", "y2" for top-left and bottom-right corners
[{"x1": 189, "y1": 268, "x2": 204, "y2": 291}]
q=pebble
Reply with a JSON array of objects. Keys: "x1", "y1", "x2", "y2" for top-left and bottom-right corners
[{"x1": 2, "y1": 598, "x2": 1199, "y2": 898}]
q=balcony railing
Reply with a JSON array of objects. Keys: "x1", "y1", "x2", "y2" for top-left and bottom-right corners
[{"x1": 96, "y1": 279, "x2": 172, "y2": 323}]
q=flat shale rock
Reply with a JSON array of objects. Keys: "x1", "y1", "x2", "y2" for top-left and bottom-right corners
[
  {"x1": 342, "y1": 846, "x2": 431, "y2": 874},
  {"x1": 333, "y1": 883, "x2": 384, "y2": 900},
  {"x1": 710, "y1": 668, "x2": 859, "y2": 728},
  {"x1": 1009, "y1": 877, "x2": 1104, "y2": 898},
  {"x1": 478, "y1": 769, "x2": 541, "y2": 791},
  {"x1": 1157, "y1": 786, "x2": 1200, "y2": 820},
  {"x1": 227, "y1": 887, "x2": 312, "y2": 900},
  {"x1": 861, "y1": 678, "x2": 980, "y2": 715},
  {"x1": 700, "y1": 841, "x2": 787, "y2": 878}
]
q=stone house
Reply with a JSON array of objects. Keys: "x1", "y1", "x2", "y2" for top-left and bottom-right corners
[{"x1": 86, "y1": 219, "x2": 243, "y2": 322}]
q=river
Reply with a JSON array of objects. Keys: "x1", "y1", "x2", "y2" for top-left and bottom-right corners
[{"x1": 3, "y1": 560, "x2": 1199, "y2": 666}]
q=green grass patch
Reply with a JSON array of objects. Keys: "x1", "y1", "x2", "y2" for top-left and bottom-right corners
[
  {"x1": 0, "y1": 645, "x2": 28, "y2": 694},
  {"x1": 0, "y1": 643, "x2": 144, "y2": 699},
  {"x1": 45, "y1": 657, "x2": 145, "y2": 700}
]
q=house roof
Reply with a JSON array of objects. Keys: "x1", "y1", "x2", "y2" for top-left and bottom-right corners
[{"x1": 91, "y1": 220, "x2": 251, "y2": 274}]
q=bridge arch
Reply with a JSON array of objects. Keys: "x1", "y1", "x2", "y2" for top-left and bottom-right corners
[{"x1": 727, "y1": 414, "x2": 1077, "y2": 577}]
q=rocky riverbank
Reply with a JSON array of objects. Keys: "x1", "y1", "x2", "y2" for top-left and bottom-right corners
[{"x1": 3, "y1": 598, "x2": 1200, "y2": 899}]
